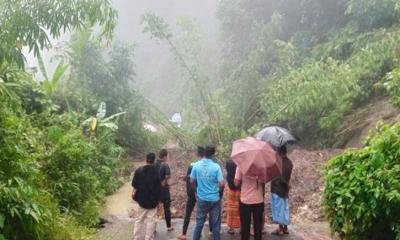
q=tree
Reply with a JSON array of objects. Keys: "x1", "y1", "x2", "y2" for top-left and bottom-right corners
[{"x1": 0, "y1": 0, "x2": 117, "y2": 67}]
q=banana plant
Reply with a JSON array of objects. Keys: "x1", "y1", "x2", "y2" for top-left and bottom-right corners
[
  {"x1": 37, "y1": 52, "x2": 69, "y2": 97},
  {"x1": 82, "y1": 102, "x2": 126, "y2": 132}
]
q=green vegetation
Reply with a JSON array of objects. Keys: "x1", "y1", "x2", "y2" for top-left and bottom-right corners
[
  {"x1": 142, "y1": 2, "x2": 400, "y2": 239},
  {"x1": 0, "y1": 1, "x2": 164, "y2": 239},
  {"x1": 142, "y1": 0, "x2": 400, "y2": 150},
  {"x1": 324, "y1": 122, "x2": 400, "y2": 239},
  {"x1": 1, "y1": 0, "x2": 400, "y2": 239}
]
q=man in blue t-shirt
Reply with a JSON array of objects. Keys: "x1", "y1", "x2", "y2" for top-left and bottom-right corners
[{"x1": 190, "y1": 145, "x2": 225, "y2": 240}]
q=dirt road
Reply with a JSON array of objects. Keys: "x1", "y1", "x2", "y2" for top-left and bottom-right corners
[{"x1": 96, "y1": 148, "x2": 339, "y2": 239}]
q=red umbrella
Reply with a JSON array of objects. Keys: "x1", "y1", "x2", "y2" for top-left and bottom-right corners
[{"x1": 231, "y1": 137, "x2": 282, "y2": 183}]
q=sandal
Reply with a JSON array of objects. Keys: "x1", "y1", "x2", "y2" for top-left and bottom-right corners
[
  {"x1": 271, "y1": 229, "x2": 284, "y2": 236},
  {"x1": 177, "y1": 235, "x2": 187, "y2": 240}
]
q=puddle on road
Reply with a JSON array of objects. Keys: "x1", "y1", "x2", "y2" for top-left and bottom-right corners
[{"x1": 103, "y1": 181, "x2": 136, "y2": 220}]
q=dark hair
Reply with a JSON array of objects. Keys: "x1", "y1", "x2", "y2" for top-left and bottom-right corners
[
  {"x1": 197, "y1": 146, "x2": 205, "y2": 157},
  {"x1": 146, "y1": 152, "x2": 156, "y2": 164},
  {"x1": 278, "y1": 145, "x2": 287, "y2": 156},
  {"x1": 159, "y1": 149, "x2": 168, "y2": 159},
  {"x1": 204, "y1": 145, "x2": 216, "y2": 158}
]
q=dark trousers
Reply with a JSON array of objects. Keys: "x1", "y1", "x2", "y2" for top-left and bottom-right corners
[
  {"x1": 161, "y1": 187, "x2": 172, "y2": 228},
  {"x1": 182, "y1": 196, "x2": 212, "y2": 235},
  {"x1": 182, "y1": 196, "x2": 196, "y2": 234},
  {"x1": 240, "y1": 202, "x2": 264, "y2": 240}
]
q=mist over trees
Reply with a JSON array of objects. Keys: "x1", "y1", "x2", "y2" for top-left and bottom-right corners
[{"x1": 1, "y1": 0, "x2": 400, "y2": 239}]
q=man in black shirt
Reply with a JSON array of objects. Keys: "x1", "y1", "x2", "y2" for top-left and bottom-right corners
[
  {"x1": 270, "y1": 145, "x2": 293, "y2": 236},
  {"x1": 132, "y1": 153, "x2": 161, "y2": 240},
  {"x1": 156, "y1": 149, "x2": 173, "y2": 231}
]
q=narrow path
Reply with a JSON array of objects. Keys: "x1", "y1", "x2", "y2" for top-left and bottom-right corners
[
  {"x1": 102, "y1": 181, "x2": 135, "y2": 219},
  {"x1": 96, "y1": 182, "x2": 334, "y2": 240},
  {"x1": 95, "y1": 150, "x2": 336, "y2": 240}
]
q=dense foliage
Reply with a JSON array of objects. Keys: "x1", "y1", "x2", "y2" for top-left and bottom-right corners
[
  {"x1": 142, "y1": 0, "x2": 400, "y2": 152},
  {"x1": 0, "y1": 78, "x2": 110, "y2": 239},
  {"x1": 383, "y1": 66, "x2": 400, "y2": 107},
  {"x1": 323, "y1": 122, "x2": 400, "y2": 239},
  {"x1": 0, "y1": 0, "x2": 117, "y2": 67},
  {"x1": 0, "y1": 1, "x2": 163, "y2": 239}
]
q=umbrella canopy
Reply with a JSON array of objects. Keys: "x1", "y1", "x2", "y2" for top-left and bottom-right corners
[
  {"x1": 231, "y1": 137, "x2": 282, "y2": 183},
  {"x1": 255, "y1": 126, "x2": 296, "y2": 148}
]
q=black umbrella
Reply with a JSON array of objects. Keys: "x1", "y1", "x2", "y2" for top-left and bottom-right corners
[{"x1": 255, "y1": 126, "x2": 297, "y2": 148}]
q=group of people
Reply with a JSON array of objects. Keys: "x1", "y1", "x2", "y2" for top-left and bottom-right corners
[{"x1": 131, "y1": 145, "x2": 293, "y2": 240}]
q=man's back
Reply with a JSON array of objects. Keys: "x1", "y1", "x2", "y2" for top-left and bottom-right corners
[
  {"x1": 190, "y1": 158, "x2": 223, "y2": 202},
  {"x1": 132, "y1": 165, "x2": 161, "y2": 209},
  {"x1": 155, "y1": 160, "x2": 171, "y2": 183}
]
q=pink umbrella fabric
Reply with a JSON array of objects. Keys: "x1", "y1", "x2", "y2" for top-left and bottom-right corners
[{"x1": 231, "y1": 137, "x2": 282, "y2": 183}]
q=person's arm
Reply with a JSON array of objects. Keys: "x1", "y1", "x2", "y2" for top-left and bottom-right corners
[
  {"x1": 132, "y1": 168, "x2": 139, "y2": 189},
  {"x1": 131, "y1": 168, "x2": 139, "y2": 200},
  {"x1": 162, "y1": 164, "x2": 171, "y2": 187},
  {"x1": 217, "y1": 167, "x2": 225, "y2": 196}
]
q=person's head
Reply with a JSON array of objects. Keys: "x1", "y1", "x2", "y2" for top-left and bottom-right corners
[
  {"x1": 159, "y1": 149, "x2": 168, "y2": 160},
  {"x1": 146, "y1": 152, "x2": 156, "y2": 164},
  {"x1": 278, "y1": 145, "x2": 287, "y2": 157},
  {"x1": 197, "y1": 146, "x2": 205, "y2": 158},
  {"x1": 204, "y1": 145, "x2": 216, "y2": 159}
]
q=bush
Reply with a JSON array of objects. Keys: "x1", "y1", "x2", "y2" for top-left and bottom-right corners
[
  {"x1": 0, "y1": 178, "x2": 52, "y2": 239},
  {"x1": 43, "y1": 114, "x2": 123, "y2": 226},
  {"x1": 346, "y1": 0, "x2": 400, "y2": 30},
  {"x1": 323, "y1": 122, "x2": 400, "y2": 240},
  {"x1": 383, "y1": 67, "x2": 400, "y2": 107},
  {"x1": 259, "y1": 28, "x2": 400, "y2": 145}
]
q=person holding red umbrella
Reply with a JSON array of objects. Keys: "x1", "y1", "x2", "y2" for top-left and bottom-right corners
[
  {"x1": 230, "y1": 137, "x2": 283, "y2": 240},
  {"x1": 234, "y1": 163, "x2": 265, "y2": 240}
]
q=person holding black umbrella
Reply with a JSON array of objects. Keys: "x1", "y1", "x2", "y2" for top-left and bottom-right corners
[
  {"x1": 271, "y1": 145, "x2": 293, "y2": 236},
  {"x1": 254, "y1": 126, "x2": 296, "y2": 235}
]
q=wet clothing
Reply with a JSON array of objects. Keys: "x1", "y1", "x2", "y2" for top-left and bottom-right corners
[
  {"x1": 156, "y1": 160, "x2": 171, "y2": 183},
  {"x1": 133, "y1": 206, "x2": 157, "y2": 240},
  {"x1": 190, "y1": 158, "x2": 224, "y2": 202},
  {"x1": 271, "y1": 193, "x2": 290, "y2": 225},
  {"x1": 191, "y1": 158, "x2": 223, "y2": 239},
  {"x1": 193, "y1": 199, "x2": 221, "y2": 240},
  {"x1": 240, "y1": 202, "x2": 264, "y2": 240},
  {"x1": 235, "y1": 165, "x2": 265, "y2": 240},
  {"x1": 186, "y1": 164, "x2": 196, "y2": 198},
  {"x1": 270, "y1": 156, "x2": 293, "y2": 199},
  {"x1": 182, "y1": 164, "x2": 195, "y2": 235},
  {"x1": 226, "y1": 160, "x2": 240, "y2": 191},
  {"x1": 225, "y1": 160, "x2": 241, "y2": 229},
  {"x1": 156, "y1": 160, "x2": 172, "y2": 228},
  {"x1": 226, "y1": 188, "x2": 241, "y2": 228},
  {"x1": 234, "y1": 167, "x2": 264, "y2": 204},
  {"x1": 131, "y1": 165, "x2": 161, "y2": 209},
  {"x1": 182, "y1": 196, "x2": 196, "y2": 235},
  {"x1": 182, "y1": 163, "x2": 212, "y2": 235}
]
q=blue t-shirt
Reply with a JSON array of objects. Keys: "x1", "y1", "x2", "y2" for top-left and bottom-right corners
[{"x1": 190, "y1": 158, "x2": 224, "y2": 202}]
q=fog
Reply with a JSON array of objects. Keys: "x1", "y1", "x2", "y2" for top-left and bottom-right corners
[
  {"x1": 113, "y1": 0, "x2": 219, "y2": 116},
  {"x1": 25, "y1": 0, "x2": 219, "y2": 117}
]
